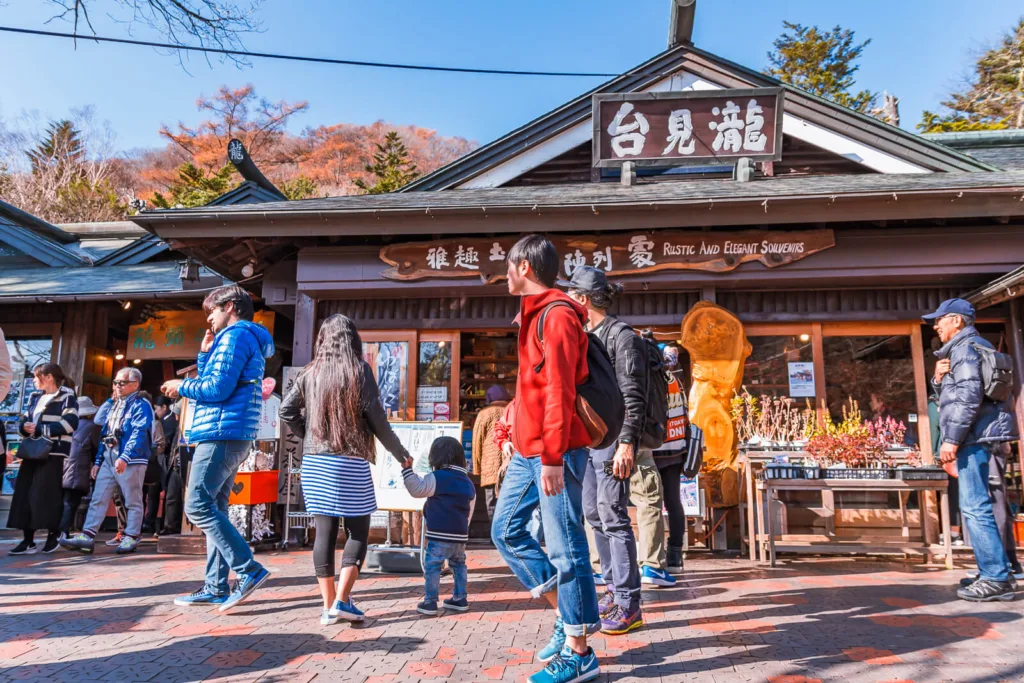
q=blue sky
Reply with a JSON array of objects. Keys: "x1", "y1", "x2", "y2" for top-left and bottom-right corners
[{"x1": 0, "y1": 1, "x2": 1020, "y2": 153}]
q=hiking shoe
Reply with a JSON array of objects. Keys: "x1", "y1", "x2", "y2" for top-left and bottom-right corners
[
  {"x1": 105, "y1": 532, "x2": 125, "y2": 547},
  {"x1": 442, "y1": 597, "x2": 469, "y2": 613},
  {"x1": 417, "y1": 599, "x2": 438, "y2": 616},
  {"x1": 641, "y1": 566, "x2": 676, "y2": 587},
  {"x1": 601, "y1": 604, "x2": 644, "y2": 635},
  {"x1": 320, "y1": 609, "x2": 340, "y2": 626},
  {"x1": 961, "y1": 574, "x2": 1018, "y2": 589},
  {"x1": 41, "y1": 537, "x2": 60, "y2": 554},
  {"x1": 529, "y1": 645, "x2": 600, "y2": 683},
  {"x1": 330, "y1": 598, "x2": 366, "y2": 622},
  {"x1": 115, "y1": 536, "x2": 138, "y2": 555},
  {"x1": 667, "y1": 547, "x2": 684, "y2": 575},
  {"x1": 537, "y1": 615, "x2": 566, "y2": 663},
  {"x1": 592, "y1": 572, "x2": 606, "y2": 586},
  {"x1": 218, "y1": 566, "x2": 271, "y2": 612},
  {"x1": 597, "y1": 591, "x2": 616, "y2": 618},
  {"x1": 59, "y1": 533, "x2": 95, "y2": 554},
  {"x1": 9, "y1": 541, "x2": 37, "y2": 556},
  {"x1": 957, "y1": 579, "x2": 1016, "y2": 602},
  {"x1": 174, "y1": 587, "x2": 229, "y2": 607}
]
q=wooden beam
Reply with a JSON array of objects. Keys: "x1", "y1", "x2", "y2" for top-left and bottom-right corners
[
  {"x1": 910, "y1": 324, "x2": 934, "y2": 465},
  {"x1": 57, "y1": 302, "x2": 94, "y2": 390},
  {"x1": 1008, "y1": 300, "x2": 1024, "y2": 477},
  {"x1": 811, "y1": 323, "x2": 826, "y2": 424},
  {"x1": 292, "y1": 293, "x2": 315, "y2": 367}
]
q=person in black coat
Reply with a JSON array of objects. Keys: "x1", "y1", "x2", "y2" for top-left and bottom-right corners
[
  {"x1": 9, "y1": 363, "x2": 79, "y2": 555},
  {"x1": 60, "y1": 396, "x2": 101, "y2": 538}
]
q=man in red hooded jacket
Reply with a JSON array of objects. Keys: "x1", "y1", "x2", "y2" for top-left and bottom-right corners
[{"x1": 490, "y1": 235, "x2": 601, "y2": 683}]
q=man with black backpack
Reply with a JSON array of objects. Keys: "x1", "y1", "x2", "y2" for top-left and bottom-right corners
[
  {"x1": 926, "y1": 298, "x2": 1019, "y2": 602},
  {"x1": 491, "y1": 236, "x2": 605, "y2": 683}
]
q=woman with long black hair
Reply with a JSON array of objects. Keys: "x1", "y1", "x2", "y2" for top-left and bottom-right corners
[
  {"x1": 280, "y1": 314, "x2": 410, "y2": 625},
  {"x1": 9, "y1": 363, "x2": 78, "y2": 555}
]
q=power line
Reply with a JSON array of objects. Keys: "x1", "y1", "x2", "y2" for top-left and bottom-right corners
[{"x1": 0, "y1": 25, "x2": 620, "y2": 78}]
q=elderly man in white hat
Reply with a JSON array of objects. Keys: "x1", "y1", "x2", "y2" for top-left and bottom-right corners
[{"x1": 58, "y1": 396, "x2": 102, "y2": 541}]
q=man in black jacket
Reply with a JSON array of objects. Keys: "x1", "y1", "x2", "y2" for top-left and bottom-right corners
[
  {"x1": 155, "y1": 397, "x2": 182, "y2": 535},
  {"x1": 926, "y1": 298, "x2": 1020, "y2": 602},
  {"x1": 565, "y1": 266, "x2": 649, "y2": 636}
]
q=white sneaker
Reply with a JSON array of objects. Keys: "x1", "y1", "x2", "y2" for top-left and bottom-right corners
[{"x1": 320, "y1": 609, "x2": 340, "y2": 626}]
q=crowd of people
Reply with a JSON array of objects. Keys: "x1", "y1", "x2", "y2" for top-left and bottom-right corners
[{"x1": 0, "y1": 238, "x2": 1020, "y2": 683}]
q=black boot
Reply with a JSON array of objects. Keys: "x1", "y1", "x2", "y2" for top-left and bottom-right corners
[{"x1": 667, "y1": 546, "x2": 684, "y2": 575}]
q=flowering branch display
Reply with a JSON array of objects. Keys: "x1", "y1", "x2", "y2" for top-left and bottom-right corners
[{"x1": 730, "y1": 389, "x2": 812, "y2": 447}]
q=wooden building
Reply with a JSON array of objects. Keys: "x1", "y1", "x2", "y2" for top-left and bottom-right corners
[{"x1": 131, "y1": 4, "x2": 1024, "y2": 541}]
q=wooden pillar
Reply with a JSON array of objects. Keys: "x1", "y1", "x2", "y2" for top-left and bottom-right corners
[
  {"x1": 293, "y1": 293, "x2": 316, "y2": 367},
  {"x1": 910, "y1": 324, "x2": 934, "y2": 465},
  {"x1": 58, "y1": 302, "x2": 95, "y2": 390},
  {"x1": 1008, "y1": 299, "x2": 1024, "y2": 477},
  {"x1": 811, "y1": 323, "x2": 826, "y2": 426},
  {"x1": 700, "y1": 285, "x2": 717, "y2": 303}
]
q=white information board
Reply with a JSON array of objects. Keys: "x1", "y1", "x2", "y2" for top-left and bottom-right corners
[{"x1": 371, "y1": 421, "x2": 463, "y2": 512}]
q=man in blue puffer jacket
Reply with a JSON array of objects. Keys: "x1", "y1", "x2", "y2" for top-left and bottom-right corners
[
  {"x1": 162, "y1": 285, "x2": 275, "y2": 612},
  {"x1": 926, "y1": 298, "x2": 1020, "y2": 603}
]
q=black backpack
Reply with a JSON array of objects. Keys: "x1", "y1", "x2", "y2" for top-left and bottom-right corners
[
  {"x1": 971, "y1": 342, "x2": 1014, "y2": 403},
  {"x1": 536, "y1": 302, "x2": 625, "y2": 451},
  {"x1": 637, "y1": 331, "x2": 669, "y2": 450}
]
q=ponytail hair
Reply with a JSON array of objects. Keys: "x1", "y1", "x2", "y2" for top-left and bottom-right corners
[
  {"x1": 574, "y1": 282, "x2": 625, "y2": 312},
  {"x1": 33, "y1": 362, "x2": 73, "y2": 390}
]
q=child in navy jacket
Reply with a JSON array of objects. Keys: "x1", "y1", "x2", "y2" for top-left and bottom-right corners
[{"x1": 402, "y1": 436, "x2": 476, "y2": 615}]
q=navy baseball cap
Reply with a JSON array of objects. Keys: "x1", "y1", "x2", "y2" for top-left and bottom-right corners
[
  {"x1": 922, "y1": 298, "x2": 975, "y2": 323},
  {"x1": 556, "y1": 265, "x2": 608, "y2": 293}
]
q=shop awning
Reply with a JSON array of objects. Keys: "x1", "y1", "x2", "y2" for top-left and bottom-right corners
[
  {"x1": 0, "y1": 262, "x2": 227, "y2": 303},
  {"x1": 967, "y1": 265, "x2": 1024, "y2": 310}
]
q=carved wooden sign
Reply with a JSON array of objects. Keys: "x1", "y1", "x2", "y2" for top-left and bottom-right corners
[
  {"x1": 593, "y1": 88, "x2": 784, "y2": 168},
  {"x1": 380, "y1": 229, "x2": 834, "y2": 283}
]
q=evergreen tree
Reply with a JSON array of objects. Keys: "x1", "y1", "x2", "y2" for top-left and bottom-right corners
[
  {"x1": 26, "y1": 119, "x2": 86, "y2": 176},
  {"x1": 918, "y1": 18, "x2": 1024, "y2": 132},
  {"x1": 353, "y1": 131, "x2": 420, "y2": 194},
  {"x1": 766, "y1": 22, "x2": 877, "y2": 113},
  {"x1": 151, "y1": 163, "x2": 236, "y2": 208},
  {"x1": 279, "y1": 175, "x2": 318, "y2": 200}
]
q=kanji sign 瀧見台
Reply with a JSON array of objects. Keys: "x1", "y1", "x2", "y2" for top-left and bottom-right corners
[
  {"x1": 379, "y1": 229, "x2": 834, "y2": 283},
  {"x1": 127, "y1": 310, "x2": 275, "y2": 361},
  {"x1": 593, "y1": 88, "x2": 784, "y2": 168}
]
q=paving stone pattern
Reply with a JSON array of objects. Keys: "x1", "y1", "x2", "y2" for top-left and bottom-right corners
[{"x1": 1, "y1": 540, "x2": 1023, "y2": 682}]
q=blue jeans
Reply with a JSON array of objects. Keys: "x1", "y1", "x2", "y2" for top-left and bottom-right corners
[
  {"x1": 423, "y1": 539, "x2": 468, "y2": 602},
  {"x1": 185, "y1": 440, "x2": 263, "y2": 595},
  {"x1": 957, "y1": 443, "x2": 1012, "y2": 583},
  {"x1": 491, "y1": 451, "x2": 600, "y2": 637},
  {"x1": 583, "y1": 444, "x2": 641, "y2": 611}
]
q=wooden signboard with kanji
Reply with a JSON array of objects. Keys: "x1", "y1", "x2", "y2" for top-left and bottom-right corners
[
  {"x1": 593, "y1": 88, "x2": 784, "y2": 167},
  {"x1": 379, "y1": 229, "x2": 833, "y2": 284},
  {"x1": 127, "y1": 310, "x2": 275, "y2": 361}
]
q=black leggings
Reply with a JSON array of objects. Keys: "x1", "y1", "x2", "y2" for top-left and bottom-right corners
[
  {"x1": 313, "y1": 514, "x2": 371, "y2": 578},
  {"x1": 658, "y1": 462, "x2": 687, "y2": 549}
]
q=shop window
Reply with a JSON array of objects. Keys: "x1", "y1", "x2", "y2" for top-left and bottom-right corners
[
  {"x1": 417, "y1": 341, "x2": 452, "y2": 422},
  {"x1": 744, "y1": 335, "x2": 814, "y2": 400},
  {"x1": 822, "y1": 335, "x2": 917, "y2": 446},
  {"x1": 460, "y1": 332, "x2": 517, "y2": 427},
  {"x1": 362, "y1": 341, "x2": 409, "y2": 420}
]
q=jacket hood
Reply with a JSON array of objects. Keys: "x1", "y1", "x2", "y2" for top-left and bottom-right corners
[
  {"x1": 935, "y1": 325, "x2": 981, "y2": 360},
  {"x1": 517, "y1": 288, "x2": 588, "y2": 328},
  {"x1": 228, "y1": 320, "x2": 276, "y2": 358}
]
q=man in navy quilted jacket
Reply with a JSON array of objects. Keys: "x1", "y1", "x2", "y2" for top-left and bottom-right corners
[{"x1": 161, "y1": 285, "x2": 276, "y2": 612}]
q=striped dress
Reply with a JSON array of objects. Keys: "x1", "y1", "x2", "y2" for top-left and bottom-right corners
[{"x1": 301, "y1": 454, "x2": 377, "y2": 517}]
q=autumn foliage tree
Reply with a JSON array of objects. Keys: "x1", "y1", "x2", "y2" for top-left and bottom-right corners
[
  {"x1": 766, "y1": 22, "x2": 877, "y2": 114},
  {"x1": 918, "y1": 17, "x2": 1024, "y2": 132}
]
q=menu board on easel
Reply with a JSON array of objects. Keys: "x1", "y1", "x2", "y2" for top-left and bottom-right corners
[{"x1": 371, "y1": 421, "x2": 463, "y2": 512}]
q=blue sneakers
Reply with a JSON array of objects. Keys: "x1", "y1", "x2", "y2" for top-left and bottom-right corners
[
  {"x1": 442, "y1": 597, "x2": 469, "y2": 612},
  {"x1": 218, "y1": 566, "x2": 271, "y2": 612},
  {"x1": 641, "y1": 565, "x2": 677, "y2": 588},
  {"x1": 174, "y1": 587, "x2": 229, "y2": 607},
  {"x1": 537, "y1": 615, "x2": 566, "y2": 663},
  {"x1": 331, "y1": 598, "x2": 366, "y2": 622},
  {"x1": 592, "y1": 572, "x2": 606, "y2": 586},
  {"x1": 529, "y1": 645, "x2": 599, "y2": 683}
]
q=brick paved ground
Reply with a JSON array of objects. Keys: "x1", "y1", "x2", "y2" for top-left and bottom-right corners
[{"x1": 1, "y1": 537, "x2": 1023, "y2": 682}]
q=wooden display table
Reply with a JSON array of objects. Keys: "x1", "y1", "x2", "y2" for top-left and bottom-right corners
[{"x1": 756, "y1": 477, "x2": 952, "y2": 569}]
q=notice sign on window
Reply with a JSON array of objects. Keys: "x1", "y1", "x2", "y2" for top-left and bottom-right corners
[{"x1": 788, "y1": 362, "x2": 815, "y2": 398}]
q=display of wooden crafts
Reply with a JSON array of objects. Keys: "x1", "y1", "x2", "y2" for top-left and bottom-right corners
[{"x1": 681, "y1": 301, "x2": 751, "y2": 506}]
